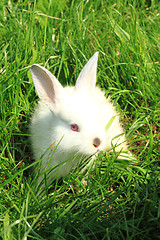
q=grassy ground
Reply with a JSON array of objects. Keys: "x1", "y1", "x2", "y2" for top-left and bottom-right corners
[{"x1": 0, "y1": 0, "x2": 160, "y2": 239}]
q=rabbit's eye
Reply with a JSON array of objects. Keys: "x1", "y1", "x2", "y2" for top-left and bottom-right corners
[{"x1": 70, "y1": 124, "x2": 80, "y2": 132}]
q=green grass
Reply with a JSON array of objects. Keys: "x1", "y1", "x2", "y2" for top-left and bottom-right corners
[{"x1": 0, "y1": 0, "x2": 160, "y2": 239}]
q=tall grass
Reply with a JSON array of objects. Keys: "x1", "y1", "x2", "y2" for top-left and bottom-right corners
[{"x1": 0, "y1": 0, "x2": 160, "y2": 239}]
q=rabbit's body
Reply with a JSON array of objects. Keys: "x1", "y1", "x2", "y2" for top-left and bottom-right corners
[{"x1": 30, "y1": 52, "x2": 130, "y2": 188}]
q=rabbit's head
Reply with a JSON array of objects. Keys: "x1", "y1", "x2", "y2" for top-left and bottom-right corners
[{"x1": 30, "y1": 53, "x2": 117, "y2": 157}]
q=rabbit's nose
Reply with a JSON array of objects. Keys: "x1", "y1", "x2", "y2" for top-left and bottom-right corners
[{"x1": 93, "y1": 137, "x2": 101, "y2": 148}]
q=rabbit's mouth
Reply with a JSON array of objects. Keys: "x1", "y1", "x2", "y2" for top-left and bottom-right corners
[{"x1": 91, "y1": 147, "x2": 101, "y2": 155}]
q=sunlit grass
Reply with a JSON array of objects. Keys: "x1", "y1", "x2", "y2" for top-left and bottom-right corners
[{"x1": 0, "y1": 0, "x2": 160, "y2": 239}]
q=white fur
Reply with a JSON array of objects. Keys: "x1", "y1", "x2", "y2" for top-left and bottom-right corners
[{"x1": 30, "y1": 52, "x2": 130, "y2": 188}]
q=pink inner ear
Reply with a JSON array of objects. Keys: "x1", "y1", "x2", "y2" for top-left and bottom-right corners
[
  {"x1": 70, "y1": 124, "x2": 80, "y2": 132},
  {"x1": 31, "y1": 64, "x2": 66, "y2": 115},
  {"x1": 33, "y1": 66, "x2": 56, "y2": 104}
]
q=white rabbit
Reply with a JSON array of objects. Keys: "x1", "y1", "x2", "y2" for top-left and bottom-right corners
[{"x1": 30, "y1": 52, "x2": 132, "y2": 189}]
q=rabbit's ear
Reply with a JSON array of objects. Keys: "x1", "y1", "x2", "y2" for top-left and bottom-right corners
[
  {"x1": 30, "y1": 64, "x2": 64, "y2": 112},
  {"x1": 75, "y1": 52, "x2": 99, "y2": 92}
]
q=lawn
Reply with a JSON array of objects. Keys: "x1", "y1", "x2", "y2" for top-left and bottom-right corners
[{"x1": 0, "y1": 0, "x2": 160, "y2": 239}]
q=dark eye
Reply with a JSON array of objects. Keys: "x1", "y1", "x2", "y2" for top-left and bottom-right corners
[{"x1": 70, "y1": 124, "x2": 80, "y2": 132}]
